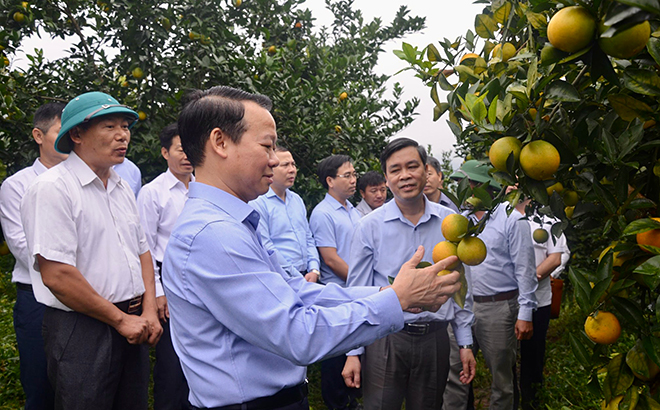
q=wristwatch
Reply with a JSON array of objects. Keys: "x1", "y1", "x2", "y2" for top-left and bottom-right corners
[
  {"x1": 310, "y1": 269, "x2": 320, "y2": 277},
  {"x1": 459, "y1": 344, "x2": 473, "y2": 350}
]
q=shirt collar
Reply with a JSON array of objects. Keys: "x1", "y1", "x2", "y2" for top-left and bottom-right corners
[
  {"x1": 65, "y1": 151, "x2": 121, "y2": 190},
  {"x1": 188, "y1": 182, "x2": 261, "y2": 230},
  {"x1": 325, "y1": 192, "x2": 354, "y2": 211},
  {"x1": 383, "y1": 195, "x2": 438, "y2": 226},
  {"x1": 33, "y1": 158, "x2": 49, "y2": 176},
  {"x1": 164, "y1": 168, "x2": 193, "y2": 190}
]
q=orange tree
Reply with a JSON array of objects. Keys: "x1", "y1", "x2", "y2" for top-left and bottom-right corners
[
  {"x1": 398, "y1": 0, "x2": 660, "y2": 408},
  {"x1": 0, "y1": 0, "x2": 421, "y2": 207}
]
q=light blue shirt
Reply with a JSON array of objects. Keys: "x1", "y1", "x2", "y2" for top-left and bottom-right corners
[
  {"x1": 309, "y1": 193, "x2": 361, "y2": 286},
  {"x1": 347, "y1": 197, "x2": 474, "y2": 355},
  {"x1": 467, "y1": 204, "x2": 538, "y2": 321},
  {"x1": 249, "y1": 187, "x2": 320, "y2": 274},
  {"x1": 439, "y1": 192, "x2": 460, "y2": 213},
  {"x1": 162, "y1": 182, "x2": 405, "y2": 408},
  {"x1": 113, "y1": 157, "x2": 142, "y2": 197}
]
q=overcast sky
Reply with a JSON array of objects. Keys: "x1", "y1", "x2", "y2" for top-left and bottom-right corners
[{"x1": 15, "y1": 1, "x2": 484, "y2": 163}]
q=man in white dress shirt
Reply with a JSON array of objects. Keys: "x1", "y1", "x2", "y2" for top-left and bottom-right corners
[
  {"x1": 21, "y1": 91, "x2": 162, "y2": 410},
  {"x1": 137, "y1": 122, "x2": 194, "y2": 410},
  {"x1": 0, "y1": 102, "x2": 67, "y2": 410}
]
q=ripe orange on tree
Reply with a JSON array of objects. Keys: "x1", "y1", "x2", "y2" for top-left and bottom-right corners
[
  {"x1": 584, "y1": 311, "x2": 621, "y2": 344},
  {"x1": 547, "y1": 6, "x2": 597, "y2": 53},
  {"x1": 489, "y1": 136, "x2": 522, "y2": 172},
  {"x1": 520, "y1": 140, "x2": 560, "y2": 180},
  {"x1": 598, "y1": 20, "x2": 650, "y2": 59},
  {"x1": 636, "y1": 217, "x2": 660, "y2": 252}
]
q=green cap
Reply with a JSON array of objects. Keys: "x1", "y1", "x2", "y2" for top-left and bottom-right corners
[
  {"x1": 450, "y1": 160, "x2": 501, "y2": 189},
  {"x1": 56, "y1": 92, "x2": 139, "y2": 154}
]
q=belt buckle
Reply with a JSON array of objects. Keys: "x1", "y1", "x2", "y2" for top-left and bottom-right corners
[
  {"x1": 405, "y1": 323, "x2": 429, "y2": 335},
  {"x1": 127, "y1": 296, "x2": 142, "y2": 314}
]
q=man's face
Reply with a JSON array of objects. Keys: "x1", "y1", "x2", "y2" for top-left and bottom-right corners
[
  {"x1": 361, "y1": 182, "x2": 387, "y2": 210},
  {"x1": 72, "y1": 114, "x2": 131, "y2": 170},
  {"x1": 424, "y1": 166, "x2": 443, "y2": 196},
  {"x1": 271, "y1": 150, "x2": 297, "y2": 192},
  {"x1": 384, "y1": 146, "x2": 426, "y2": 202},
  {"x1": 224, "y1": 101, "x2": 280, "y2": 202},
  {"x1": 35, "y1": 118, "x2": 68, "y2": 165},
  {"x1": 327, "y1": 161, "x2": 357, "y2": 200},
  {"x1": 162, "y1": 135, "x2": 193, "y2": 178}
]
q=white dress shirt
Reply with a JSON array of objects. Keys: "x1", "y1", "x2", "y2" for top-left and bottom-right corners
[
  {"x1": 0, "y1": 158, "x2": 48, "y2": 285},
  {"x1": 21, "y1": 151, "x2": 149, "y2": 311},
  {"x1": 528, "y1": 217, "x2": 570, "y2": 307},
  {"x1": 137, "y1": 169, "x2": 193, "y2": 297}
]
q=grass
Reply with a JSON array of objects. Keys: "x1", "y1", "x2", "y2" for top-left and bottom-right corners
[{"x1": 0, "y1": 263, "x2": 600, "y2": 410}]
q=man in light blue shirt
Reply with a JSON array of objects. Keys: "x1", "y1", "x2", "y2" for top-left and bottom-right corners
[
  {"x1": 249, "y1": 146, "x2": 321, "y2": 281},
  {"x1": 162, "y1": 86, "x2": 463, "y2": 410},
  {"x1": 342, "y1": 138, "x2": 475, "y2": 410},
  {"x1": 443, "y1": 160, "x2": 537, "y2": 410},
  {"x1": 425, "y1": 156, "x2": 459, "y2": 213},
  {"x1": 114, "y1": 157, "x2": 142, "y2": 197},
  {"x1": 309, "y1": 154, "x2": 363, "y2": 410}
]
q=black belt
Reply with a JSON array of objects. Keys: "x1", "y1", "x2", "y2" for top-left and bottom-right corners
[
  {"x1": 194, "y1": 381, "x2": 308, "y2": 410},
  {"x1": 473, "y1": 289, "x2": 518, "y2": 303},
  {"x1": 402, "y1": 321, "x2": 448, "y2": 336},
  {"x1": 16, "y1": 283, "x2": 33, "y2": 292},
  {"x1": 114, "y1": 295, "x2": 143, "y2": 315}
]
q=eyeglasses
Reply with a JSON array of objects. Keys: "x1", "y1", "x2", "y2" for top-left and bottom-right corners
[
  {"x1": 83, "y1": 104, "x2": 132, "y2": 123},
  {"x1": 335, "y1": 172, "x2": 359, "y2": 180}
]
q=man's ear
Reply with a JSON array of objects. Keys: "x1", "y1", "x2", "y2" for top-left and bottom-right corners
[
  {"x1": 208, "y1": 127, "x2": 230, "y2": 159},
  {"x1": 69, "y1": 127, "x2": 82, "y2": 147},
  {"x1": 32, "y1": 128, "x2": 43, "y2": 145},
  {"x1": 326, "y1": 176, "x2": 334, "y2": 190},
  {"x1": 161, "y1": 146, "x2": 169, "y2": 161}
]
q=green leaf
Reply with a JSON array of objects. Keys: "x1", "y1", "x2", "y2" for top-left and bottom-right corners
[
  {"x1": 621, "y1": 385, "x2": 640, "y2": 410},
  {"x1": 488, "y1": 96, "x2": 498, "y2": 125},
  {"x1": 402, "y1": 42, "x2": 417, "y2": 62},
  {"x1": 641, "y1": 335, "x2": 660, "y2": 369},
  {"x1": 427, "y1": 44, "x2": 441, "y2": 62},
  {"x1": 608, "y1": 93, "x2": 654, "y2": 122},
  {"x1": 474, "y1": 14, "x2": 498, "y2": 39},
  {"x1": 623, "y1": 218, "x2": 660, "y2": 236},
  {"x1": 472, "y1": 100, "x2": 487, "y2": 123},
  {"x1": 615, "y1": 0, "x2": 660, "y2": 14},
  {"x1": 638, "y1": 395, "x2": 660, "y2": 410},
  {"x1": 388, "y1": 276, "x2": 395, "y2": 285},
  {"x1": 612, "y1": 296, "x2": 647, "y2": 330},
  {"x1": 569, "y1": 267, "x2": 592, "y2": 313},
  {"x1": 437, "y1": 72, "x2": 454, "y2": 91},
  {"x1": 592, "y1": 181, "x2": 619, "y2": 215},
  {"x1": 606, "y1": 353, "x2": 635, "y2": 397},
  {"x1": 546, "y1": 80, "x2": 581, "y2": 103},
  {"x1": 431, "y1": 84, "x2": 441, "y2": 106},
  {"x1": 647, "y1": 37, "x2": 660, "y2": 67},
  {"x1": 627, "y1": 340, "x2": 654, "y2": 380},
  {"x1": 623, "y1": 68, "x2": 660, "y2": 96},
  {"x1": 590, "y1": 277, "x2": 613, "y2": 306},
  {"x1": 634, "y1": 255, "x2": 660, "y2": 290},
  {"x1": 569, "y1": 332, "x2": 592, "y2": 368},
  {"x1": 433, "y1": 103, "x2": 449, "y2": 121},
  {"x1": 628, "y1": 198, "x2": 657, "y2": 209},
  {"x1": 493, "y1": 2, "x2": 512, "y2": 24}
]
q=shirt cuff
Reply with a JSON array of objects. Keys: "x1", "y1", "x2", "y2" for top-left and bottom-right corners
[
  {"x1": 368, "y1": 287, "x2": 405, "y2": 337},
  {"x1": 155, "y1": 280, "x2": 165, "y2": 298},
  {"x1": 308, "y1": 262, "x2": 320, "y2": 272},
  {"x1": 518, "y1": 306, "x2": 534, "y2": 322},
  {"x1": 347, "y1": 347, "x2": 364, "y2": 356},
  {"x1": 452, "y1": 323, "x2": 473, "y2": 346}
]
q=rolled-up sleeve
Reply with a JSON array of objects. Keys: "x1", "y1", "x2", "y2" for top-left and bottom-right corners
[{"x1": 509, "y1": 218, "x2": 538, "y2": 321}]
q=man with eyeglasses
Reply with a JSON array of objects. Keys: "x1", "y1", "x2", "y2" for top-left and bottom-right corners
[
  {"x1": 355, "y1": 171, "x2": 387, "y2": 217},
  {"x1": 310, "y1": 154, "x2": 362, "y2": 410},
  {"x1": 0, "y1": 102, "x2": 67, "y2": 410},
  {"x1": 250, "y1": 146, "x2": 321, "y2": 282},
  {"x1": 20, "y1": 92, "x2": 162, "y2": 409}
]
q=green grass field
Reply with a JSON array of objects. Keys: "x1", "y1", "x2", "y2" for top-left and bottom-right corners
[{"x1": 0, "y1": 265, "x2": 599, "y2": 410}]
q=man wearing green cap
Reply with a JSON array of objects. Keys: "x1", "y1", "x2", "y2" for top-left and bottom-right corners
[
  {"x1": 443, "y1": 160, "x2": 537, "y2": 410},
  {"x1": 21, "y1": 91, "x2": 162, "y2": 410}
]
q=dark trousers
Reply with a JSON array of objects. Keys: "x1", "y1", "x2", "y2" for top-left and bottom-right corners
[
  {"x1": 519, "y1": 305, "x2": 551, "y2": 410},
  {"x1": 154, "y1": 319, "x2": 192, "y2": 410},
  {"x1": 320, "y1": 355, "x2": 361, "y2": 410},
  {"x1": 13, "y1": 285, "x2": 54, "y2": 410},
  {"x1": 192, "y1": 397, "x2": 309, "y2": 410},
  {"x1": 363, "y1": 323, "x2": 450, "y2": 410},
  {"x1": 43, "y1": 307, "x2": 149, "y2": 410}
]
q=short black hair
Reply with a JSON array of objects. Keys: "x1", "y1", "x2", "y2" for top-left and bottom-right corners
[
  {"x1": 317, "y1": 155, "x2": 351, "y2": 190},
  {"x1": 178, "y1": 86, "x2": 273, "y2": 167},
  {"x1": 358, "y1": 171, "x2": 386, "y2": 192},
  {"x1": 274, "y1": 145, "x2": 290, "y2": 153},
  {"x1": 380, "y1": 137, "x2": 427, "y2": 173},
  {"x1": 426, "y1": 156, "x2": 443, "y2": 178},
  {"x1": 33, "y1": 102, "x2": 65, "y2": 132},
  {"x1": 159, "y1": 123, "x2": 179, "y2": 150}
]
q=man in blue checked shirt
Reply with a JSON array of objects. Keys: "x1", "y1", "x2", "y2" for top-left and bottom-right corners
[
  {"x1": 342, "y1": 138, "x2": 476, "y2": 410},
  {"x1": 249, "y1": 146, "x2": 321, "y2": 282},
  {"x1": 162, "y1": 86, "x2": 464, "y2": 410},
  {"x1": 443, "y1": 160, "x2": 537, "y2": 410}
]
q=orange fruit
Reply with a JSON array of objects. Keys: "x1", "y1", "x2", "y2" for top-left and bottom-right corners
[
  {"x1": 132, "y1": 67, "x2": 144, "y2": 79},
  {"x1": 489, "y1": 136, "x2": 522, "y2": 172},
  {"x1": 532, "y1": 228, "x2": 549, "y2": 244},
  {"x1": 599, "y1": 20, "x2": 650, "y2": 59},
  {"x1": 432, "y1": 241, "x2": 459, "y2": 269},
  {"x1": 546, "y1": 181, "x2": 563, "y2": 196},
  {"x1": 13, "y1": 12, "x2": 25, "y2": 23},
  {"x1": 563, "y1": 190, "x2": 579, "y2": 206},
  {"x1": 339, "y1": 92, "x2": 348, "y2": 101},
  {"x1": 547, "y1": 6, "x2": 596, "y2": 53},
  {"x1": 268, "y1": 45, "x2": 276, "y2": 54},
  {"x1": 457, "y1": 236, "x2": 487, "y2": 266},
  {"x1": 584, "y1": 311, "x2": 621, "y2": 344},
  {"x1": 138, "y1": 111, "x2": 147, "y2": 121},
  {"x1": 520, "y1": 140, "x2": 560, "y2": 180},
  {"x1": 636, "y1": 217, "x2": 660, "y2": 252},
  {"x1": 441, "y1": 213, "x2": 469, "y2": 242},
  {"x1": 491, "y1": 42, "x2": 516, "y2": 61},
  {"x1": 460, "y1": 53, "x2": 479, "y2": 63}
]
